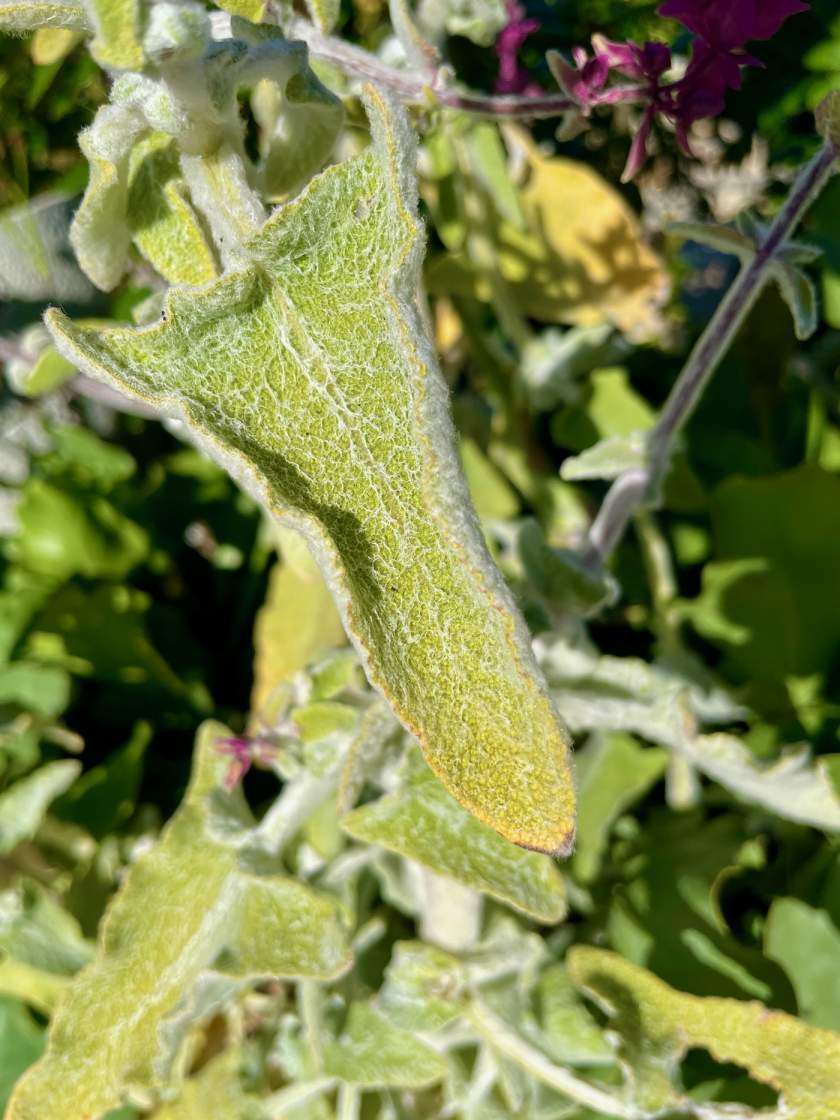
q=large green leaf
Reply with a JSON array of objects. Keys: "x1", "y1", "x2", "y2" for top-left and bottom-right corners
[
  {"x1": 342, "y1": 754, "x2": 567, "y2": 922},
  {"x1": 324, "y1": 1002, "x2": 447, "y2": 1088},
  {"x1": 46, "y1": 87, "x2": 575, "y2": 855},
  {"x1": 8, "y1": 721, "x2": 350, "y2": 1120},
  {"x1": 765, "y1": 899, "x2": 840, "y2": 1031},
  {"x1": 568, "y1": 947, "x2": 840, "y2": 1119}
]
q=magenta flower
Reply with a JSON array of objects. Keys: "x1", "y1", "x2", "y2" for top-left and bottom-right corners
[
  {"x1": 216, "y1": 735, "x2": 253, "y2": 790},
  {"x1": 495, "y1": 0, "x2": 541, "y2": 95}
]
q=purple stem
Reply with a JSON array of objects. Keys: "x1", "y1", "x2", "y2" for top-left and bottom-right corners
[{"x1": 585, "y1": 142, "x2": 837, "y2": 568}]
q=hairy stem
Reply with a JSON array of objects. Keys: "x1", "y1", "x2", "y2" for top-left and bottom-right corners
[
  {"x1": 584, "y1": 142, "x2": 837, "y2": 568},
  {"x1": 283, "y1": 13, "x2": 644, "y2": 118}
]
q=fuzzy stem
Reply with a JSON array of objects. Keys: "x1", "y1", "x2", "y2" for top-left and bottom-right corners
[
  {"x1": 584, "y1": 142, "x2": 837, "y2": 568},
  {"x1": 283, "y1": 13, "x2": 644, "y2": 118}
]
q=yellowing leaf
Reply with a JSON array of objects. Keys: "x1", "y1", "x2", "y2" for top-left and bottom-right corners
[
  {"x1": 85, "y1": 0, "x2": 143, "y2": 69},
  {"x1": 251, "y1": 526, "x2": 346, "y2": 719},
  {"x1": 215, "y1": 0, "x2": 267, "y2": 20},
  {"x1": 342, "y1": 756, "x2": 567, "y2": 922},
  {"x1": 30, "y1": 26, "x2": 82, "y2": 63},
  {"x1": 428, "y1": 131, "x2": 667, "y2": 339},
  {"x1": 46, "y1": 86, "x2": 576, "y2": 855},
  {"x1": 7, "y1": 722, "x2": 350, "y2": 1120},
  {"x1": 568, "y1": 947, "x2": 840, "y2": 1120}
]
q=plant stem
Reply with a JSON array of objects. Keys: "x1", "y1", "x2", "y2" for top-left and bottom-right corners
[
  {"x1": 284, "y1": 12, "x2": 636, "y2": 118},
  {"x1": 584, "y1": 142, "x2": 837, "y2": 568},
  {"x1": 469, "y1": 998, "x2": 642, "y2": 1119}
]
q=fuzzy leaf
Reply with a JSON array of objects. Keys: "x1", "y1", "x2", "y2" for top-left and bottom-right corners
[
  {"x1": 0, "y1": 194, "x2": 94, "y2": 302},
  {"x1": 379, "y1": 941, "x2": 465, "y2": 1032},
  {"x1": 342, "y1": 756, "x2": 567, "y2": 922},
  {"x1": 7, "y1": 721, "x2": 350, "y2": 1120},
  {"x1": 85, "y1": 0, "x2": 143, "y2": 68},
  {"x1": 46, "y1": 87, "x2": 576, "y2": 855},
  {"x1": 568, "y1": 946, "x2": 840, "y2": 1119},
  {"x1": 560, "y1": 431, "x2": 648, "y2": 482},
  {"x1": 126, "y1": 133, "x2": 218, "y2": 286},
  {"x1": 0, "y1": 0, "x2": 87, "y2": 33},
  {"x1": 325, "y1": 1002, "x2": 447, "y2": 1088},
  {"x1": 150, "y1": 1051, "x2": 256, "y2": 1119},
  {"x1": 0, "y1": 761, "x2": 81, "y2": 854}
]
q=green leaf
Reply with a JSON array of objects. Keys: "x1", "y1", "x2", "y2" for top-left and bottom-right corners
[
  {"x1": 765, "y1": 900, "x2": 840, "y2": 1031},
  {"x1": 568, "y1": 946, "x2": 840, "y2": 1120},
  {"x1": 770, "y1": 259, "x2": 819, "y2": 339},
  {"x1": 698, "y1": 467, "x2": 840, "y2": 682},
  {"x1": 324, "y1": 1002, "x2": 447, "y2": 1088},
  {"x1": 0, "y1": 194, "x2": 94, "y2": 302},
  {"x1": 7, "y1": 721, "x2": 350, "y2": 1120},
  {"x1": 559, "y1": 430, "x2": 648, "y2": 482},
  {"x1": 44, "y1": 425, "x2": 136, "y2": 490},
  {"x1": 46, "y1": 87, "x2": 576, "y2": 855},
  {"x1": 85, "y1": 0, "x2": 143, "y2": 69},
  {"x1": 459, "y1": 437, "x2": 520, "y2": 519},
  {"x1": 54, "y1": 721, "x2": 150, "y2": 837},
  {"x1": 69, "y1": 104, "x2": 147, "y2": 291},
  {"x1": 379, "y1": 940, "x2": 465, "y2": 1032},
  {"x1": 9, "y1": 346, "x2": 77, "y2": 398},
  {"x1": 0, "y1": 0, "x2": 88, "y2": 34},
  {"x1": 0, "y1": 760, "x2": 81, "y2": 853},
  {"x1": 126, "y1": 132, "x2": 218, "y2": 286},
  {"x1": 251, "y1": 526, "x2": 346, "y2": 721},
  {"x1": 573, "y1": 733, "x2": 667, "y2": 884},
  {"x1": 0, "y1": 999, "x2": 45, "y2": 1116},
  {"x1": 0, "y1": 663, "x2": 71, "y2": 718},
  {"x1": 0, "y1": 879, "x2": 92, "y2": 976},
  {"x1": 12, "y1": 479, "x2": 148, "y2": 581},
  {"x1": 342, "y1": 755, "x2": 567, "y2": 922},
  {"x1": 0, "y1": 958, "x2": 69, "y2": 1015},
  {"x1": 532, "y1": 964, "x2": 614, "y2": 1066},
  {"x1": 149, "y1": 1051, "x2": 256, "y2": 1119}
]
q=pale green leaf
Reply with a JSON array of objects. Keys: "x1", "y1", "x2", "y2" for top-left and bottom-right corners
[
  {"x1": 560, "y1": 431, "x2": 648, "y2": 482},
  {"x1": 325, "y1": 1002, "x2": 447, "y2": 1088},
  {"x1": 70, "y1": 104, "x2": 147, "y2": 290},
  {"x1": 7, "y1": 721, "x2": 350, "y2": 1120},
  {"x1": 0, "y1": 999, "x2": 44, "y2": 1117},
  {"x1": 668, "y1": 220, "x2": 756, "y2": 259},
  {"x1": 0, "y1": 879, "x2": 92, "y2": 977},
  {"x1": 0, "y1": 0, "x2": 87, "y2": 33},
  {"x1": 150, "y1": 1051, "x2": 255, "y2": 1119},
  {"x1": 9, "y1": 346, "x2": 77, "y2": 398},
  {"x1": 46, "y1": 86, "x2": 576, "y2": 855},
  {"x1": 416, "y1": 0, "x2": 507, "y2": 46},
  {"x1": 379, "y1": 940, "x2": 465, "y2": 1032},
  {"x1": 0, "y1": 663, "x2": 71, "y2": 718},
  {"x1": 460, "y1": 437, "x2": 520, "y2": 519},
  {"x1": 573, "y1": 733, "x2": 667, "y2": 884},
  {"x1": 541, "y1": 640, "x2": 840, "y2": 832},
  {"x1": 770, "y1": 259, "x2": 819, "y2": 339},
  {"x1": 568, "y1": 946, "x2": 840, "y2": 1119},
  {"x1": 0, "y1": 194, "x2": 94, "y2": 301},
  {"x1": 0, "y1": 958, "x2": 68, "y2": 1015},
  {"x1": 251, "y1": 526, "x2": 346, "y2": 721},
  {"x1": 532, "y1": 964, "x2": 614, "y2": 1066},
  {"x1": 342, "y1": 756, "x2": 567, "y2": 922},
  {"x1": 765, "y1": 899, "x2": 840, "y2": 1031},
  {"x1": 0, "y1": 761, "x2": 81, "y2": 854},
  {"x1": 85, "y1": 0, "x2": 143, "y2": 68},
  {"x1": 127, "y1": 133, "x2": 218, "y2": 286}
]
